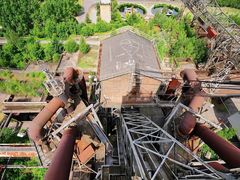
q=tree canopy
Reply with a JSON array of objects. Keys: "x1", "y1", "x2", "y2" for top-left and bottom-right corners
[{"x1": 0, "y1": 0, "x2": 40, "y2": 36}]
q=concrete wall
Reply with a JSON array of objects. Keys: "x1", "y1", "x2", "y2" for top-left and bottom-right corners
[{"x1": 100, "y1": 4, "x2": 111, "y2": 23}]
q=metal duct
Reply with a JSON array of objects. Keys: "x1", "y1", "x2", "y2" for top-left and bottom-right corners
[
  {"x1": 194, "y1": 124, "x2": 240, "y2": 168},
  {"x1": 44, "y1": 128, "x2": 78, "y2": 180},
  {"x1": 179, "y1": 90, "x2": 206, "y2": 135},
  {"x1": 28, "y1": 97, "x2": 65, "y2": 144},
  {"x1": 180, "y1": 69, "x2": 199, "y2": 88},
  {"x1": 63, "y1": 67, "x2": 88, "y2": 103}
]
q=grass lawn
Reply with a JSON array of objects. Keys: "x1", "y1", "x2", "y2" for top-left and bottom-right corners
[{"x1": 78, "y1": 46, "x2": 98, "y2": 71}]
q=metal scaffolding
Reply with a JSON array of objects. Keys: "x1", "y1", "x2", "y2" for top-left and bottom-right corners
[
  {"x1": 119, "y1": 109, "x2": 225, "y2": 179},
  {"x1": 181, "y1": 0, "x2": 240, "y2": 73}
]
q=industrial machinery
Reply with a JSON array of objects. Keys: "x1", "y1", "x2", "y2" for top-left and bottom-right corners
[{"x1": 1, "y1": 0, "x2": 240, "y2": 179}]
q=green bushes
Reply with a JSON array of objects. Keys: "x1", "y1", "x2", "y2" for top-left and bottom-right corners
[
  {"x1": 0, "y1": 71, "x2": 46, "y2": 97},
  {"x1": 95, "y1": 20, "x2": 112, "y2": 32},
  {"x1": 64, "y1": 39, "x2": 79, "y2": 53},
  {"x1": 79, "y1": 37, "x2": 90, "y2": 54},
  {"x1": 217, "y1": 0, "x2": 240, "y2": 9},
  {"x1": 151, "y1": 13, "x2": 207, "y2": 63},
  {"x1": 0, "y1": 158, "x2": 47, "y2": 180},
  {"x1": 0, "y1": 128, "x2": 29, "y2": 143},
  {"x1": 118, "y1": 3, "x2": 147, "y2": 14},
  {"x1": 230, "y1": 14, "x2": 240, "y2": 25},
  {"x1": 153, "y1": 4, "x2": 179, "y2": 12}
]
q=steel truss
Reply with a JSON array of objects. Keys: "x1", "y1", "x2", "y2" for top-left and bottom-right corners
[
  {"x1": 181, "y1": 0, "x2": 240, "y2": 73},
  {"x1": 120, "y1": 109, "x2": 225, "y2": 179}
]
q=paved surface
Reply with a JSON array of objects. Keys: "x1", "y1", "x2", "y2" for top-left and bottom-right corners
[{"x1": 76, "y1": 0, "x2": 98, "y2": 23}]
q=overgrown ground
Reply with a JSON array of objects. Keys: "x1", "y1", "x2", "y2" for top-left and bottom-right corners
[
  {"x1": 78, "y1": 45, "x2": 98, "y2": 71},
  {"x1": 0, "y1": 158, "x2": 47, "y2": 180},
  {"x1": 0, "y1": 71, "x2": 46, "y2": 97}
]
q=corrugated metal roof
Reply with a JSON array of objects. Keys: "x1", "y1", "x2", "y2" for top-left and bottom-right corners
[
  {"x1": 99, "y1": 31, "x2": 161, "y2": 81},
  {"x1": 100, "y1": 0, "x2": 111, "y2": 4}
]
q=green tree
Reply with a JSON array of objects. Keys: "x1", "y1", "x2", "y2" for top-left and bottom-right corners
[
  {"x1": 64, "y1": 39, "x2": 79, "y2": 53},
  {"x1": 79, "y1": 37, "x2": 90, "y2": 54},
  {"x1": 40, "y1": 0, "x2": 82, "y2": 23},
  {"x1": 95, "y1": 20, "x2": 112, "y2": 33},
  {"x1": 25, "y1": 38, "x2": 44, "y2": 61},
  {"x1": 0, "y1": 0, "x2": 40, "y2": 36},
  {"x1": 80, "y1": 24, "x2": 95, "y2": 36}
]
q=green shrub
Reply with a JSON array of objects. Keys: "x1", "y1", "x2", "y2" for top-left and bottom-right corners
[
  {"x1": 79, "y1": 37, "x2": 90, "y2": 54},
  {"x1": 80, "y1": 24, "x2": 95, "y2": 36},
  {"x1": 64, "y1": 39, "x2": 78, "y2": 53},
  {"x1": 118, "y1": 3, "x2": 147, "y2": 14},
  {"x1": 230, "y1": 14, "x2": 240, "y2": 25},
  {"x1": 153, "y1": 4, "x2": 179, "y2": 12},
  {"x1": 95, "y1": 20, "x2": 112, "y2": 33},
  {"x1": 0, "y1": 128, "x2": 29, "y2": 143}
]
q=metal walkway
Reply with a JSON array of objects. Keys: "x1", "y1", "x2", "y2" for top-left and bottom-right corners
[{"x1": 119, "y1": 109, "x2": 225, "y2": 179}]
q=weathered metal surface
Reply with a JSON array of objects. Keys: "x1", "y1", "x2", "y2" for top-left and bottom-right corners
[
  {"x1": 178, "y1": 111, "x2": 197, "y2": 135},
  {"x1": 0, "y1": 145, "x2": 36, "y2": 158},
  {"x1": 180, "y1": 69, "x2": 199, "y2": 88},
  {"x1": 28, "y1": 97, "x2": 65, "y2": 144},
  {"x1": 44, "y1": 128, "x2": 78, "y2": 180},
  {"x1": 2, "y1": 102, "x2": 47, "y2": 113},
  {"x1": 194, "y1": 124, "x2": 240, "y2": 168}
]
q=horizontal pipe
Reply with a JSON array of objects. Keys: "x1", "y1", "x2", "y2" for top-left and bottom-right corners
[
  {"x1": 44, "y1": 128, "x2": 78, "y2": 180},
  {"x1": 194, "y1": 124, "x2": 240, "y2": 168},
  {"x1": 28, "y1": 97, "x2": 65, "y2": 144}
]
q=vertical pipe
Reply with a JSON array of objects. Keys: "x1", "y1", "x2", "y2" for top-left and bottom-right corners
[
  {"x1": 28, "y1": 97, "x2": 65, "y2": 144},
  {"x1": 194, "y1": 124, "x2": 240, "y2": 168},
  {"x1": 44, "y1": 128, "x2": 78, "y2": 180}
]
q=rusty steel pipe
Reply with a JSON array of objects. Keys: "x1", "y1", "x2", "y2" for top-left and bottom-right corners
[
  {"x1": 180, "y1": 69, "x2": 199, "y2": 88},
  {"x1": 179, "y1": 91, "x2": 207, "y2": 135},
  {"x1": 44, "y1": 128, "x2": 78, "y2": 180},
  {"x1": 64, "y1": 67, "x2": 88, "y2": 103},
  {"x1": 178, "y1": 112, "x2": 197, "y2": 135},
  {"x1": 79, "y1": 76, "x2": 88, "y2": 103},
  {"x1": 63, "y1": 67, "x2": 80, "y2": 84},
  {"x1": 28, "y1": 97, "x2": 65, "y2": 144},
  {"x1": 194, "y1": 124, "x2": 240, "y2": 168}
]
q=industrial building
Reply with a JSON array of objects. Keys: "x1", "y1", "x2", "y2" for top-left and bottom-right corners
[{"x1": 0, "y1": 0, "x2": 240, "y2": 179}]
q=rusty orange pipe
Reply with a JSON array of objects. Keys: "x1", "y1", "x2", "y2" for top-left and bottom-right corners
[
  {"x1": 179, "y1": 90, "x2": 207, "y2": 135},
  {"x1": 28, "y1": 97, "x2": 65, "y2": 144},
  {"x1": 63, "y1": 67, "x2": 88, "y2": 103},
  {"x1": 180, "y1": 69, "x2": 199, "y2": 88},
  {"x1": 44, "y1": 128, "x2": 78, "y2": 180},
  {"x1": 194, "y1": 124, "x2": 240, "y2": 168}
]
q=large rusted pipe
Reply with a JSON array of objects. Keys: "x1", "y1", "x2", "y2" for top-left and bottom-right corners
[
  {"x1": 194, "y1": 124, "x2": 240, "y2": 168},
  {"x1": 44, "y1": 128, "x2": 78, "y2": 180},
  {"x1": 28, "y1": 97, "x2": 65, "y2": 144},
  {"x1": 63, "y1": 67, "x2": 88, "y2": 102},
  {"x1": 180, "y1": 69, "x2": 199, "y2": 88},
  {"x1": 179, "y1": 90, "x2": 206, "y2": 135}
]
